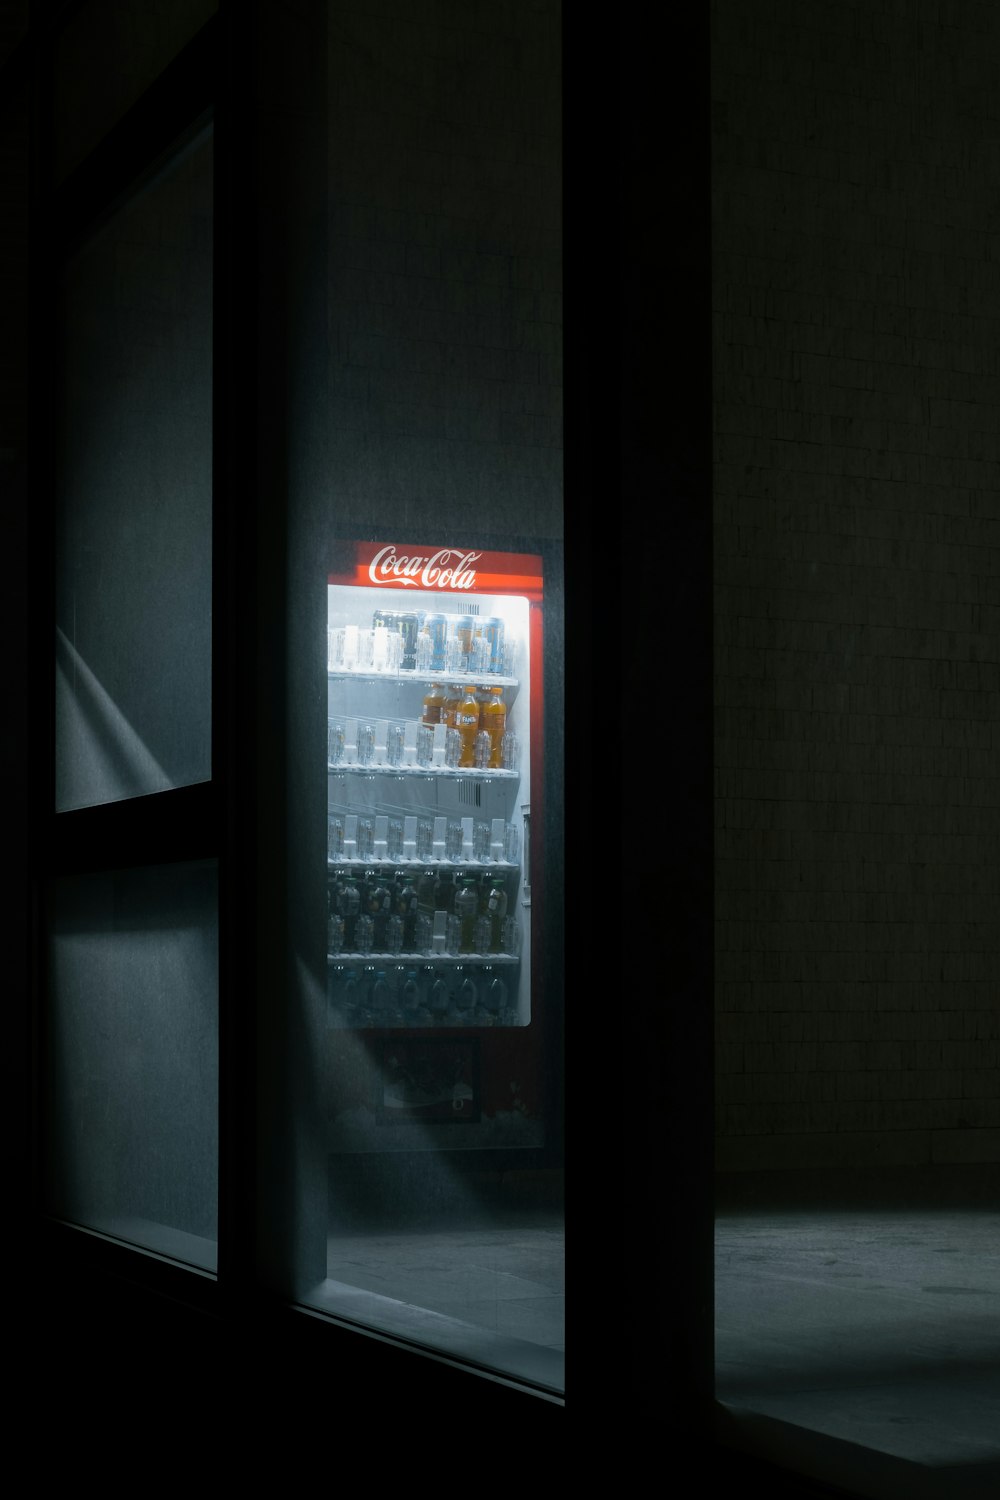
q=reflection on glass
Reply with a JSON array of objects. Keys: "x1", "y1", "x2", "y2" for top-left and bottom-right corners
[
  {"x1": 55, "y1": 131, "x2": 213, "y2": 812},
  {"x1": 44, "y1": 861, "x2": 219, "y2": 1269},
  {"x1": 312, "y1": 0, "x2": 562, "y2": 1401}
]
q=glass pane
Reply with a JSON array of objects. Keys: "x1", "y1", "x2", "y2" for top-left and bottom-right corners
[
  {"x1": 272, "y1": 1, "x2": 564, "y2": 1396},
  {"x1": 44, "y1": 861, "x2": 219, "y2": 1271},
  {"x1": 55, "y1": 130, "x2": 213, "y2": 812},
  {"x1": 319, "y1": 550, "x2": 561, "y2": 1392}
]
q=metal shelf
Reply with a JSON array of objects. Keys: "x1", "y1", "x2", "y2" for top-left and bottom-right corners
[
  {"x1": 326, "y1": 763, "x2": 517, "y2": 777},
  {"x1": 328, "y1": 667, "x2": 518, "y2": 689},
  {"x1": 327, "y1": 859, "x2": 518, "y2": 872},
  {"x1": 328, "y1": 951, "x2": 519, "y2": 966}
]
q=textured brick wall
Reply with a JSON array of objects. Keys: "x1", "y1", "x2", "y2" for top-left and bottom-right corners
[
  {"x1": 713, "y1": 0, "x2": 1000, "y2": 1171},
  {"x1": 325, "y1": 0, "x2": 562, "y2": 543}
]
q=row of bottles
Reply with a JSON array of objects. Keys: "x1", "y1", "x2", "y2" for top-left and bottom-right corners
[
  {"x1": 328, "y1": 609, "x2": 509, "y2": 677},
  {"x1": 327, "y1": 865, "x2": 511, "y2": 955},
  {"x1": 328, "y1": 962, "x2": 515, "y2": 1029},
  {"x1": 421, "y1": 681, "x2": 506, "y2": 769}
]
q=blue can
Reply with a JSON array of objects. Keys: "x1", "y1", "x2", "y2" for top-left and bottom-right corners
[
  {"x1": 423, "y1": 612, "x2": 448, "y2": 671},
  {"x1": 483, "y1": 616, "x2": 505, "y2": 674}
]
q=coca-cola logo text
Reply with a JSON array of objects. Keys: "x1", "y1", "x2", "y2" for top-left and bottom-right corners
[{"x1": 367, "y1": 545, "x2": 481, "y2": 590}]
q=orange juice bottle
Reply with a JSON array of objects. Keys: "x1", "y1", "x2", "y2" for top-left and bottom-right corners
[
  {"x1": 480, "y1": 685, "x2": 507, "y2": 767},
  {"x1": 455, "y1": 686, "x2": 481, "y2": 767},
  {"x1": 421, "y1": 682, "x2": 446, "y2": 726},
  {"x1": 441, "y1": 682, "x2": 462, "y2": 731}
]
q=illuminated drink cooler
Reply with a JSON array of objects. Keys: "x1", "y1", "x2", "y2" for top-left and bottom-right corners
[{"x1": 325, "y1": 543, "x2": 543, "y2": 1057}]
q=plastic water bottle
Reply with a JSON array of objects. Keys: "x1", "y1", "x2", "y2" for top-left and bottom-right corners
[
  {"x1": 415, "y1": 627, "x2": 433, "y2": 672},
  {"x1": 356, "y1": 967, "x2": 376, "y2": 1028},
  {"x1": 430, "y1": 973, "x2": 449, "y2": 1024},
  {"x1": 341, "y1": 967, "x2": 361, "y2": 1025},
  {"x1": 459, "y1": 969, "x2": 478, "y2": 1017},
  {"x1": 356, "y1": 912, "x2": 374, "y2": 954},
  {"x1": 338, "y1": 876, "x2": 361, "y2": 949},
  {"x1": 488, "y1": 974, "x2": 508, "y2": 1024},
  {"x1": 327, "y1": 889, "x2": 345, "y2": 954},
  {"x1": 386, "y1": 914, "x2": 405, "y2": 954},
  {"x1": 402, "y1": 970, "x2": 421, "y2": 1018}
]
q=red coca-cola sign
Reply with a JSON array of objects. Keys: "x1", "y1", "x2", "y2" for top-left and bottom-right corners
[{"x1": 329, "y1": 541, "x2": 543, "y2": 599}]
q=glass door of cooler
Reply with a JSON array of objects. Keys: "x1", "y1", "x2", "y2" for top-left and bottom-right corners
[{"x1": 325, "y1": 545, "x2": 541, "y2": 1063}]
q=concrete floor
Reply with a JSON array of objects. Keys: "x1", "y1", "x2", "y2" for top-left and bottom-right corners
[
  {"x1": 715, "y1": 1205, "x2": 1000, "y2": 1499},
  {"x1": 307, "y1": 1212, "x2": 565, "y2": 1396}
]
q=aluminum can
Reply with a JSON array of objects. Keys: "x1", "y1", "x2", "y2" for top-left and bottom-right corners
[
  {"x1": 455, "y1": 614, "x2": 476, "y2": 657},
  {"x1": 397, "y1": 611, "x2": 420, "y2": 670},
  {"x1": 422, "y1": 612, "x2": 449, "y2": 671},
  {"x1": 482, "y1": 616, "x2": 505, "y2": 674}
]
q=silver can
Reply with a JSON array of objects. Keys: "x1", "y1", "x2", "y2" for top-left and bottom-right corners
[{"x1": 483, "y1": 616, "x2": 505, "y2": 674}]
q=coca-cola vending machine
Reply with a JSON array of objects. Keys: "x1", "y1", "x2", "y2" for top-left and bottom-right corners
[{"x1": 325, "y1": 541, "x2": 548, "y2": 1152}]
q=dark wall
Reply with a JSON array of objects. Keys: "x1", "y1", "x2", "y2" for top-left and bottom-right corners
[{"x1": 713, "y1": 0, "x2": 1000, "y2": 1179}]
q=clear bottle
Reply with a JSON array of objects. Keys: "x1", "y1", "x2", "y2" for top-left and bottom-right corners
[
  {"x1": 385, "y1": 722, "x2": 405, "y2": 766},
  {"x1": 486, "y1": 874, "x2": 508, "y2": 950},
  {"x1": 429, "y1": 972, "x2": 450, "y2": 1024},
  {"x1": 456, "y1": 686, "x2": 482, "y2": 768},
  {"x1": 341, "y1": 967, "x2": 361, "y2": 1025},
  {"x1": 327, "y1": 812, "x2": 344, "y2": 861},
  {"x1": 414, "y1": 911, "x2": 433, "y2": 954},
  {"x1": 445, "y1": 982, "x2": 465, "y2": 1025},
  {"x1": 458, "y1": 968, "x2": 478, "y2": 1018},
  {"x1": 487, "y1": 973, "x2": 508, "y2": 1023},
  {"x1": 416, "y1": 866, "x2": 438, "y2": 912},
  {"x1": 394, "y1": 876, "x2": 419, "y2": 947},
  {"x1": 356, "y1": 816, "x2": 374, "y2": 858},
  {"x1": 453, "y1": 877, "x2": 479, "y2": 951},
  {"x1": 417, "y1": 965, "x2": 437, "y2": 1026},
  {"x1": 472, "y1": 964, "x2": 494, "y2": 1022},
  {"x1": 356, "y1": 966, "x2": 376, "y2": 1027},
  {"x1": 415, "y1": 724, "x2": 434, "y2": 767},
  {"x1": 401, "y1": 969, "x2": 422, "y2": 1018},
  {"x1": 356, "y1": 912, "x2": 375, "y2": 954},
  {"x1": 415, "y1": 625, "x2": 434, "y2": 673},
  {"x1": 441, "y1": 682, "x2": 462, "y2": 730},
  {"x1": 356, "y1": 722, "x2": 376, "y2": 765},
  {"x1": 371, "y1": 618, "x2": 389, "y2": 669},
  {"x1": 328, "y1": 963, "x2": 347, "y2": 1026},
  {"x1": 371, "y1": 970, "x2": 392, "y2": 1024},
  {"x1": 372, "y1": 875, "x2": 393, "y2": 948},
  {"x1": 337, "y1": 876, "x2": 361, "y2": 949},
  {"x1": 327, "y1": 890, "x2": 345, "y2": 955},
  {"x1": 446, "y1": 912, "x2": 463, "y2": 955},
  {"x1": 327, "y1": 720, "x2": 345, "y2": 766}
]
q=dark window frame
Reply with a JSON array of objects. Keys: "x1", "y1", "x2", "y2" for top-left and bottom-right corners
[
  {"x1": 22, "y1": 0, "x2": 575, "y2": 1417},
  {"x1": 12, "y1": 0, "x2": 715, "y2": 1444}
]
